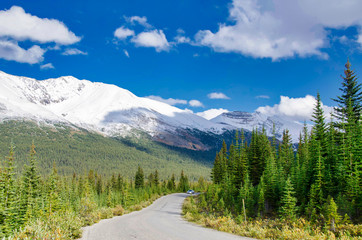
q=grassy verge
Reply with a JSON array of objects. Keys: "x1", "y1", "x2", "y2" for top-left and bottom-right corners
[
  {"x1": 9, "y1": 193, "x2": 165, "y2": 240},
  {"x1": 182, "y1": 196, "x2": 362, "y2": 240}
]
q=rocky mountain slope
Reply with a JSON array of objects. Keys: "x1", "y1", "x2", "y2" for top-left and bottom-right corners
[{"x1": 0, "y1": 71, "x2": 304, "y2": 149}]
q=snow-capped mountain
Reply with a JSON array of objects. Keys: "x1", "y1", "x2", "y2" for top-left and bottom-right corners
[
  {"x1": 0, "y1": 71, "x2": 225, "y2": 149},
  {"x1": 0, "y1": 71, "x2": 305, "y2": 149},
  {"x1": 210, "y1": 111, "x2": 305, "y2": 142}
]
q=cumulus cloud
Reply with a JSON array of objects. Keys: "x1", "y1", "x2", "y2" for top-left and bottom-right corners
[
  {"x1": 195, "y1": 0, "x2": 362, "y2": 60},
  {"x1": 197, "y1": 108, "x2": 229, "y2": 120},
  {"x1": 125, "y1": 16, "x2": 152, "y2": 28},
  {"x1": 256, "y1": 95, "x2": 333, "y2": 122},
  {"x1": 174, "y1": 29, "x2": 191, "y2": 44},
  {"x1": 114, "y1": 15, "x2": 172, "y2": 52},
  {"x1": 256, "y1": 95, "x2": 270, "y2": 99},
  {"x1": 174, "y1": 35, "x2": 191, "y2": 44},
  {"x1": 62, "y1": 48, "x2": 87, "y2": 56},
  {"x1": 40, "y1": 63, "x2": 54, "y2": 69},
  {"x1": 146, "y1": 95, "x2": 188, "y2": 106},
  {"x1": 189, "y1": 100, "x2": 204, "y2": 107},
  {"x1": 357, "y1": 34, "x2": 362, "y2": 45},
  {"x1": 114, "y1": 27, "x2": 135, "y2": 40},
  {"x1": 0, "y1": 6, "x2": 80, "y2": 45},
  {"x1": 0, "y1": 40, "x2": 45, "y2": 64},
  {"x1": 207, "y1": 92, "x2": 230, "y2": 99},
  {"x1": 132, "y1": 30, "x2": 170, "y2": 52}
]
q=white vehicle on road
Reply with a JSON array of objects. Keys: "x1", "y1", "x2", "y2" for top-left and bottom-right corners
[{"x1": 187, "y1": 189, "x2": 195, "y2": 194}]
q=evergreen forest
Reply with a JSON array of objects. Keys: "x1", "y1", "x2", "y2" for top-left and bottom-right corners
[
  {"x1": 0, "y1": 121, "x2": 213, "y2": 179},
  {"x1": 183, "y1": 60, "x2": 361, "y2": 239},
  {"x1": 0, "y1": 141, "x2": 199, "y2": 238}
]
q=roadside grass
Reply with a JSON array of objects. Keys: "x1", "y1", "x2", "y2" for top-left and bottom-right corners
[
  {"x1": 182, "y1": 196, "x2": 362, "y2": 240},
  {"x1": 8, "y1": 193, "x2": 165, "y2": 240}
]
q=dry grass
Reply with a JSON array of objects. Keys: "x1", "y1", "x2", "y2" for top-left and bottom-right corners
[
  {"x1": 9, "y1": 193, "x2": 165, "y2": 239},
  {"x1": 183, "y1": 197, "x2": 362, "y2": 240}
]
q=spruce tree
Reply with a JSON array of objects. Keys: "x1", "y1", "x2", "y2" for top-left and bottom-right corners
[
  {"x1": 325, "y1": 196, "x2": 340, "y2": 232},
  {"x1": 21, "y1": 142, "x2": 41, "y2": 224},
  {"x1": 1, "y1": 143, "x2": 19, "y2": 234},
  {"x1": 153, "y1": 170, "x2": 159, "y2": 187},
  {"x1": 257, "y1": 175, "x2": 266, "y2": 217},
  {"x1": 311, "y1": 92, "x2": 327, "y2": 156},
  {"x1": 332, "y1": 59, "x2": 362, "y2": 125},
  {"x1": 279, "y1": 177, "x2": 297, "y2": 220},
  {"x1": 47, "y1": 165, "x2": 61, "y2": 214},
  {"x1": 279, "y1": 129, "x2": 294, "y2": 175},
  {"x1": 178, "y1": 170, "x2": 189, "y2": 192},
  {"x1": 135, "y1": 165, "x2": 144, "y2": 189}
]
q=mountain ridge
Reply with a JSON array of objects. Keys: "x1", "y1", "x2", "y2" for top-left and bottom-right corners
[{"x1": 0, "y1": 70, "x2": 304, "y2": 149}]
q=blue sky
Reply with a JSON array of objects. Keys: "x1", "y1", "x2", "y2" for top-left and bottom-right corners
[{"x1": 0, "y1": 0, "x2": 362, "y2": 121}]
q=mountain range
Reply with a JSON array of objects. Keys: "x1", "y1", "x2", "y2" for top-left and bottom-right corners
[{"x1": 0, "y1": 70, "x2": 305, "y2": 150}]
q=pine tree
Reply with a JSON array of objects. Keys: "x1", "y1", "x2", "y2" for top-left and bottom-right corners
[
  {"x1": 239, "y1": 173, "x2": 253, "y2": 218},
  {"x1": 47, "y1": 164, "x2": 61, "y2": 215},
  {"x1": 96, "y1": 175, "x2": 103, "y2": 195},
  {"x1": 311, "y1": 92, "x2": 327, "y2": 156},
  {"x1": 1, "y1": 143, "x2": 19, "y2": 234},
  {"x1": 257, "y1": 175, "x2": 266, "y2": 217},
  {"x1": 332, "y1": 59, "x2": 362, "y2": 126},
  {"x1": 325, "y1": 196, "x2": 340, "y2": 232},
  {"x1": 21, "y1": 142, "x2": 41, "y2": 224},
  {"x1": 279, "y1": 129, "x2": 294, "y2": 175},
  {"x1": 153, "y1": 170, "x2": 159, "y2": 187},
  {"x1": 307, "y1": 140, "x2": 325, "y2": 219},
  {"x1": 135, "y1": 166, "x2": 144, "y2": 189},
  {"x1": 279, "y1": 177, "x2": 297, "y2": 220},
  {"x1": 178, "y1": 170, "x2": 189, "y2": 192},
  {"x1": 148, "y1": 173, "x2": 154, "y2": 187},
  {"x1": 167, "y1": 173, "x2": 176, "y2": 190}
]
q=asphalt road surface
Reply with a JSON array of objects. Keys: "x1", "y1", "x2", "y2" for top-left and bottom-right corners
[{"x1": 80, "y1": 193, "x2": 254, "y2": 240}]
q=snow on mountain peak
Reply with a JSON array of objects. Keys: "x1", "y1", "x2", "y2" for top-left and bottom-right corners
[
  {"x1": 0, "y1": 71, "x2": 221, "y2": 138},
  {"x1": 0, "y1": 70, "x2": 305, "y2": 145},
  {"x1": 210, "y1": 110, "x2": 305, "y2": 142}
]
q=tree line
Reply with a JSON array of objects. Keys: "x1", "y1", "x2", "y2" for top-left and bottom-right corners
[
  {"x1": 204, "y1": 60, "x2": 361, "y2": 229},
  {"x1": 0, "y1": 143, "x2": 193, "y2": 239}
]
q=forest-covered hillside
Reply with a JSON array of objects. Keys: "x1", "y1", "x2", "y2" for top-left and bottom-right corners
[{"x1": 0, "y1": 120, "x2": 214, "y2": 179}]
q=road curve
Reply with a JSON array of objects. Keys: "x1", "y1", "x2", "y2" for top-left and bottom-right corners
[{"x1": 80, "y1": 193, "x2": 254, "y2": 240}]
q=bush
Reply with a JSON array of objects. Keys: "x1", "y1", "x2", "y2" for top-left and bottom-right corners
[
  {"x1": 183, "y1": 195, "x2": 362, "y2": 240},
  {"x1": 112, "y1": 205, "x2": 125, "y2": 216},
  {"x1": 11, "y1": 211, "x2": 83, "y2": 240}
]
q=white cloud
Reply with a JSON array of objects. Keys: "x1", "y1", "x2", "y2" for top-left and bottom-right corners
[
  {"x1": 0, "y1": 6, "x2": 80, "y2": 45},
  {"x1": 132, "y1": 30, "x2": 170, "y2": 52},
  {"x1": 256, "y1": 95, "x2": 270, "y2": 99},
  {"x1": 123, "y1": 49, "x2": 130, "y2": 58},
  {"x1": 189, "y1": 100, "x2": 204, "y2": 107},
  {"x1": 114, "y1": 16, "x2": 174, "y2": 52},
  {"x1": 0, "y1": 40, "x2": 45, "y2": 64},
  {"x1": 174, "y1": 29, "x2": 191, "y2": 44},
  {"x1": 256, "y1": 95, "x2": 333, "y2": 122},
  {"x1": 126, "y1": 16, "x2": 152, "y2": 28},
  {"x1": 146, "y1": 95, "x2": 206, "y2": 108},
  {"x1": 207, "y1": 92, "x2": 230, "y2": 99},
  {"x1": 195, "y1": 0, "x2": 362, "y2": 60},
  {"x1": 357, "y1": 34, "x2": 362, "y2": 45},
  {"x1": 174, "y1": 35, "x2": 191, "y2": 44},
  {"x1": 62, "y1": 48, "x2": 87, "y2": 56},
  {"x1": 114, "y1": 27, "x2": 135, "y2": 40},
  {"x1": 197, "y1": 108, "x2": 229, "y2": 120},
  {"x1": 146, "y1": 95, "x2": 188, "y2": 106},
  {"x1": 40, "y1": 63, "x2": 54, "y2": 69}
]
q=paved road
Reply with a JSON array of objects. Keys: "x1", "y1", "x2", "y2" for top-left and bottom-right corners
[{"x1": 80, "y1": 193, "x2": 254, "y2": 240}]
